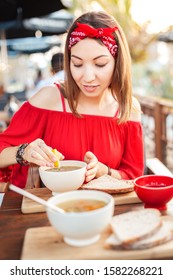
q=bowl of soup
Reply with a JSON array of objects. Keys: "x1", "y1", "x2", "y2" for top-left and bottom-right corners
[
  {"x1": 134, "y1": 175, "x2": 173, "y2": 210},
  {"x1": 46, "y1": 190, "x2": 114, "y2": 247},
  {"x1": 39, "y1": 160, "x2": 87, "y2": 195}
]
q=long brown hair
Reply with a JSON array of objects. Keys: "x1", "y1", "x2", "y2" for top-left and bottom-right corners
[{"x1": 64, "y1": 11, "x2": 132, "y2": 123}]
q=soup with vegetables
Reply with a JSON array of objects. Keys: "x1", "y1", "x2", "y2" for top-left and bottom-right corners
[
  {"x1": 47, "y1": 166, "x2": 82, "y2": 172},
  {"x1": 57, "y1": 199, "x2": 107, "y2": 212}
]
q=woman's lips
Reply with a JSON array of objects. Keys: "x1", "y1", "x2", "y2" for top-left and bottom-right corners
[{"x1": 83, "y1": 85, "x2": 98, "y2": 92}]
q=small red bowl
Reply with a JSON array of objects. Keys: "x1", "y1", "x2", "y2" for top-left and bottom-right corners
[{"x1": 134, "y1": 175, "x2": 173, "y2": 211}]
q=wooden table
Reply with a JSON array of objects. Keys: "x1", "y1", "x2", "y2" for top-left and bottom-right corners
[
  {"x1": 0, "y1": 190, "x2": 50, "y2": 260},
  {"x1": 0, "y1": 190, "x2": 173, "y2": 260}
]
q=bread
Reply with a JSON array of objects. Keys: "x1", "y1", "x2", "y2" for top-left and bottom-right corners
[
  {"x1": 82, "y1": 175, "x2": 134, "y2": 194},
  {"x1": 105, "y1": 219, "x2": 173, "y2": 250},
  {"x1": 161, "y1": 215, "x2": 173, "y2": 232},
  {"x1": 110, "y1": 209, "x2": 161, "y2": 244},
  {"x1": 127, "y1": 220, "x2": 173, "y2": 249},
  {"x1": 104, "y1": 233, "x2": 123, "y2": 250}
]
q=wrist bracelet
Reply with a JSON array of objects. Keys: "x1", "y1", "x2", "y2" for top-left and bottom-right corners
[
  {"x1": 16, "y1": 143, "x2": 29, "y2": 166},
  {"x1": 107, "y1": 166, "x2": 112, "y2": 176}
]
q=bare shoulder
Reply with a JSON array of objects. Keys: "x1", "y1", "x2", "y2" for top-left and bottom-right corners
[
  {"x1": 29, "y1": 84, "x2": 62, "y2": 111},
  {"x1": 129, "y1": 96, "x2": 142, "y2": 122}
]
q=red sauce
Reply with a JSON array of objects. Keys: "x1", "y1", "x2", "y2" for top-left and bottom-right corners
[{"x1": 145, "y1": 183, "x2": 166, "y2": 188}]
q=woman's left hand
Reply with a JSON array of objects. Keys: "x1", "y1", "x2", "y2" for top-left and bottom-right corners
[{"x1": 84, "y1": 151, "x2": 99, "y2": 182}]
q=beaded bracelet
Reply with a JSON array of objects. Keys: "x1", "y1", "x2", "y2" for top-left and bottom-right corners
[{"x1": 16, "y1": 143, "x2": 29, "y2": 166}]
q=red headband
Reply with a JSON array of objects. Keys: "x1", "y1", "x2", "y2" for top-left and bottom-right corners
[{"x1": 68, "y1": 22, "x2": 118, "y2": 57}]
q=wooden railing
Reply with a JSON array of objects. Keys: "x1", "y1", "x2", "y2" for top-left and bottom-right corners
[{"x1": 135, "y1": 95, "x2": 173, "y2": 173}]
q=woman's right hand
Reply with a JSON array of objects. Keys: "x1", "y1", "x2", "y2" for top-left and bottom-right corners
[{"x1": 22, "y1": 139, "x2": 64, "y2": 167}]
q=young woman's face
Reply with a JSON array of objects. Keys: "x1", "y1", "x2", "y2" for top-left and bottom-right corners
[{"x1": 70, "y1": 38, "x2": 115, "y2": 98}]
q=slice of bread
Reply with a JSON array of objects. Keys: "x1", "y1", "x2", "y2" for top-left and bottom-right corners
[
  {"x1": 82, "y1": 175, "x2": 134, "y2": 194},
  {"x1": 126, "y1": 220, "x2": 173, "y2": 250},
  {"x1": 110, "y1": 209, "x2": 161, "y2": 245},
  {"x1": 105, "y1": 219, "x2": 173, "y2": 250},
  {"x1": 104, "y1": 233, "x2": 123, "y2": 250}
]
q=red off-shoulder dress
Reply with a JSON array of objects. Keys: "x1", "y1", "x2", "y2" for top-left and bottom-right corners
[{"x1": 0, "y1": 85, "x2": 144, "y2": 188}]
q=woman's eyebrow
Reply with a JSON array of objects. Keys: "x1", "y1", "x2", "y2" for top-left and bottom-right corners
[
  {"x1": 71, "y1": 55, "x2": 82, "y2": 60},
  {"x1": 71, "y1": 54, "x2": 109, "y2": 60}
]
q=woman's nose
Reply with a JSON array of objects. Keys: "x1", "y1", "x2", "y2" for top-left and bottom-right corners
[{"x1": 83, "y1": 66, "x2": 95, "y2": 82}]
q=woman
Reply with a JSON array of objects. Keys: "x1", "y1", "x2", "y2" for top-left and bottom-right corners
[{"x1": 0, "y1": 11, "x2": 144, "y2": 188}]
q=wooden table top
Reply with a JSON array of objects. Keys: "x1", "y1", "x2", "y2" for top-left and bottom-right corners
[
  {"x1": 0, "y1": 190, "x2": 50, "y2": 260},
  {"x1": 0, "y1": 189, "x2": 173, "y2": 260}
]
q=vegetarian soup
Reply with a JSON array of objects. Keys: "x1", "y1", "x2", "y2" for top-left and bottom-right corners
[
  {"x1": 46, "y1": 166, "x2": 82, "y2": 172},
  {"x1": 57, "y1": 199, "x2": 107, "y2": 212}
]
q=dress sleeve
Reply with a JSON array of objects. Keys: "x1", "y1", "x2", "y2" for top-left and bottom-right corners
[
  {"x1": 0, "y1": 102, "x2": 49, "y2": 186},
  {"x1": 117, "y1": 121, "x2": 145, "y2": 179},
  {"x1": 0, "y1": 101, "x2": 49, "y2": 151}
]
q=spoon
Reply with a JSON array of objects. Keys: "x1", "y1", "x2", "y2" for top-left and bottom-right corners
[{"x1": 9, "y1": 185, "x2": 65, "y2": 214}]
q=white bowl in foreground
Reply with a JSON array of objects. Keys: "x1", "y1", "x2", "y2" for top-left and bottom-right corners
[
  {"x1": 39, "y1": 160, "x2": 87, "y2": 195},
  {"x1": 46, "y1": 190, "x2": 114, "y2": 247}
]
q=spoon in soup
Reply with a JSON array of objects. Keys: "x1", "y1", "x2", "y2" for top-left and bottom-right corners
[{"x1": 9, "y1": 185, "x2": 65, "y2": 214}]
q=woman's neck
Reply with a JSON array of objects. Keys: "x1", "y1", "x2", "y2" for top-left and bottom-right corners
[{"x1": 77, "y1": 89, "x2": 118, "y2": 117}]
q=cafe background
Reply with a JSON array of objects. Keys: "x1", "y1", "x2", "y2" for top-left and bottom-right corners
[{"x1": 0, "y1": 0, "x2": 173, "y2": 186}]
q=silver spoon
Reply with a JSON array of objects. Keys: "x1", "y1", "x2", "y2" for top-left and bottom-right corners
[{"x1": 9, "y1": 185, "x2": 65, "y2": 214}]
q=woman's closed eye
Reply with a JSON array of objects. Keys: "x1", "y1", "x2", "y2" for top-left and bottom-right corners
[
  {"x1": 73, "y1": 64, "x2": 83, "y2": 68},
  {"x1": 95, "y1": 63, "x2": 107, "y2": 68},
  {"x1": 73, "y1": 63, "x2": 107, "y2": 68}
]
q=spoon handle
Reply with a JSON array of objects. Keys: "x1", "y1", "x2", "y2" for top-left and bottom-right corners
[{"x1": 9, "y1": 185, "x2": 64, "y2": 214}]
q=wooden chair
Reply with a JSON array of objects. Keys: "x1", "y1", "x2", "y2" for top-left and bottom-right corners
[
  {"x1": 0, "y1": 182, "x2": 9, "y2": 193},
  {"x1": 0, "y1": 165, "x2": 40, "y2": 193},
  {"x1": 146, "y1": 158, "x2": 173, "y2": 177}
]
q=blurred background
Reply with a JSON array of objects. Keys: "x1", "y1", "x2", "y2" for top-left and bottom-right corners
[{"x1": 0, "y1": 0, "x2": 173, "y2": 172}]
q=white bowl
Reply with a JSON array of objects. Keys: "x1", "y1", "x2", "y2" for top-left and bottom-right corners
[
  {"x1": 39, "y1": 160, "x2": 87, "y2": 195},
  {"x1": 46, "y1": 190, "x2": 114, "y2": 247}
]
